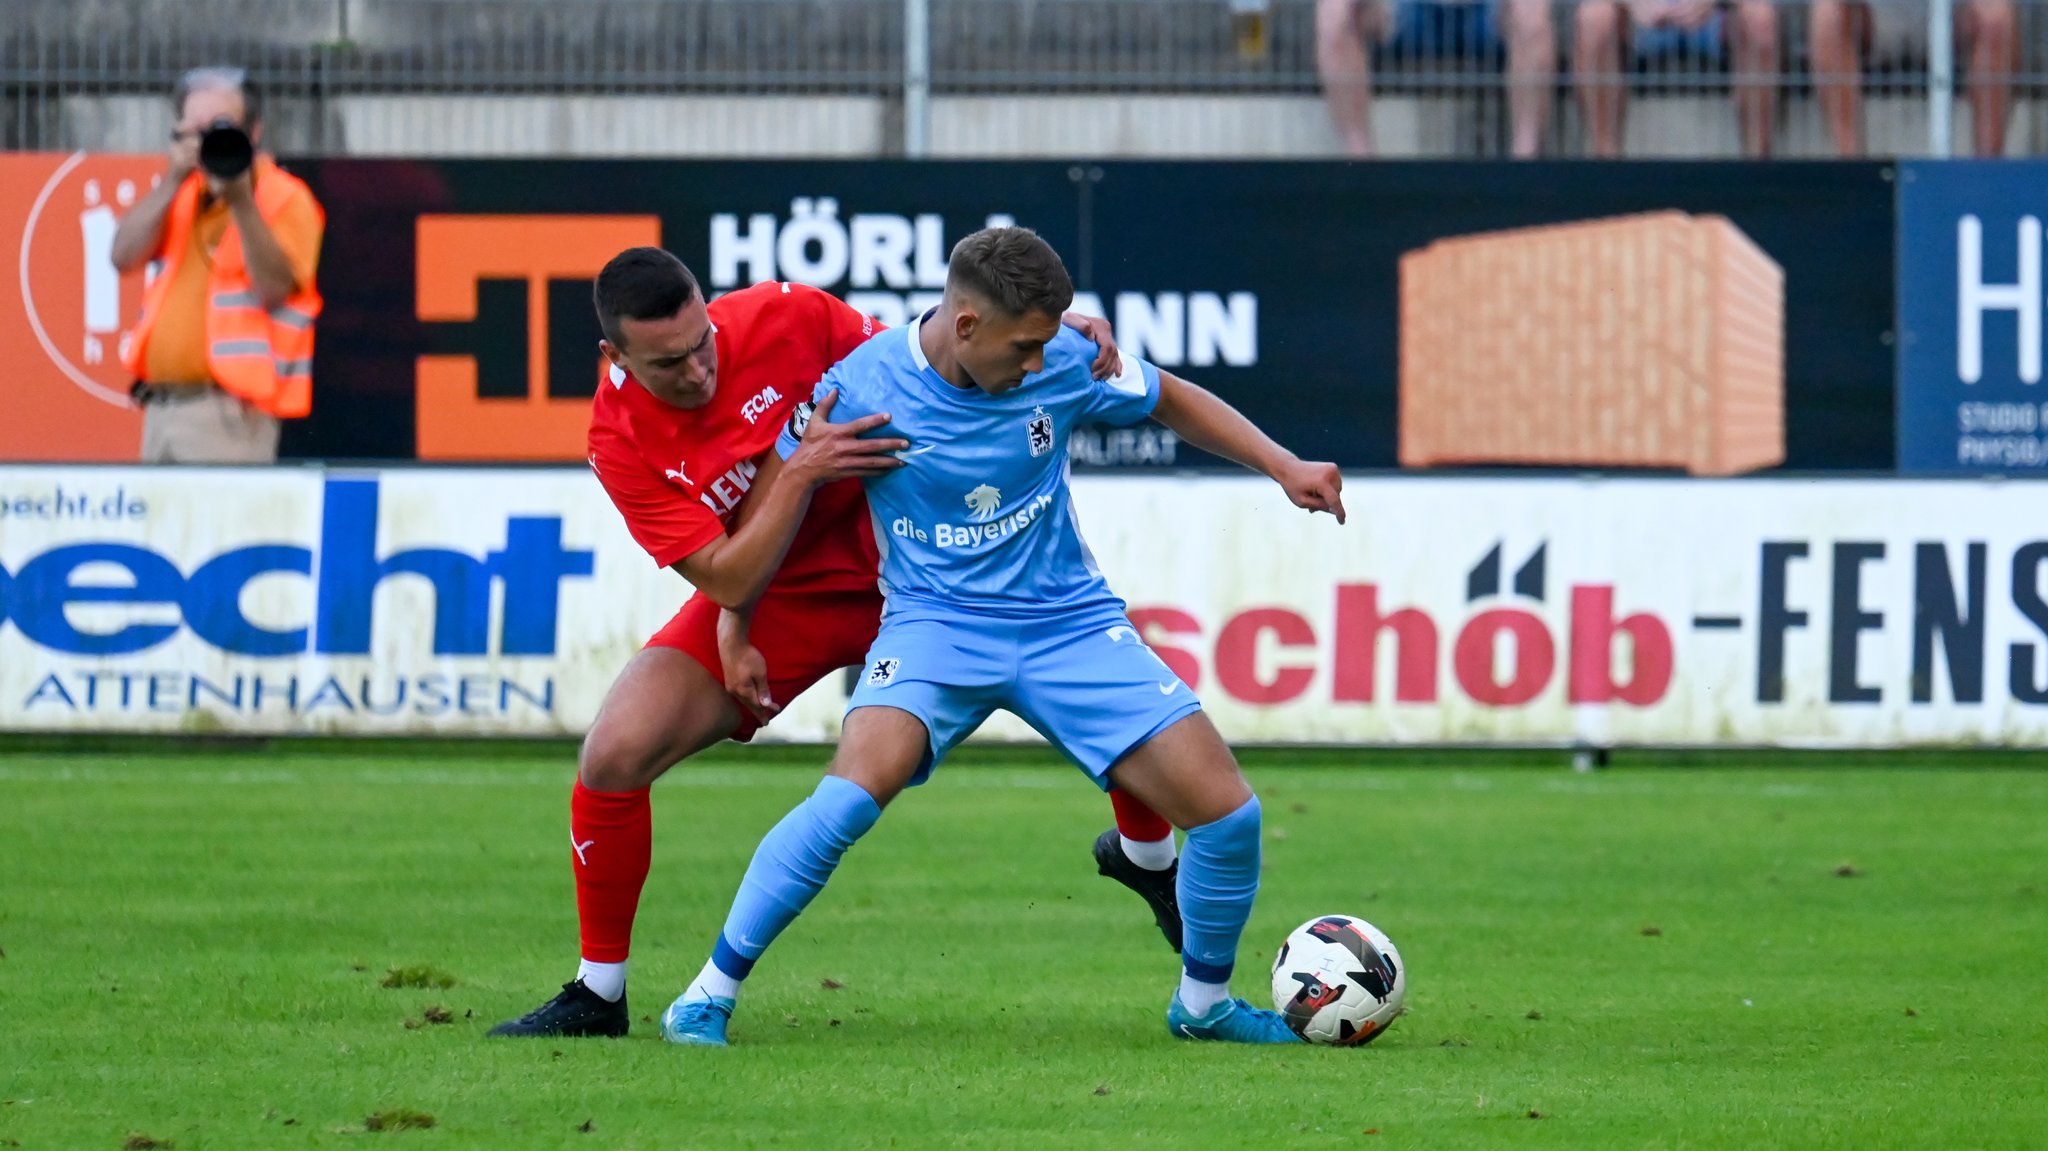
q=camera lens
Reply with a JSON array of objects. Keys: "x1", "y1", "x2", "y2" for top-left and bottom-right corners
[{"x1": 198, "y1": 118, "x2": 253, "y2": 179}]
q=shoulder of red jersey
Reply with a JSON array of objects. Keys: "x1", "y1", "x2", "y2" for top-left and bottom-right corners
[
  {"x1": 707, "y1": 282, "x2": 880, "y2": 376},
  {"x1": 586, "y1": 402, "x2": 637, "y2": 466},
  {"x1": 706, "y1": 280, "x2": 805, "y2": 323},
  {"x1": 587, "y1": 362, "x2": 635, "y2": 437},
  {"x1": 709, "y1": 281, "x2": 863, "y2": 324}
]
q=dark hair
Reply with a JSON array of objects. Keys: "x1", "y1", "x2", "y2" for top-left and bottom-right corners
[
  {"x1": 593, "y1": 247, "x2": 702, "y2": 348},
  {"x1": 174, "y1": 67, "x2": 262, "y2": 126},
  {"x1": 946, "y1": 227, "x2": 1074, "y2": 320}
]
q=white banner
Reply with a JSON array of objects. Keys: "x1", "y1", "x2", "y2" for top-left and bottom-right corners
[{"x1": 1, "y1": 467, "x2": 2043, "y2": 746}]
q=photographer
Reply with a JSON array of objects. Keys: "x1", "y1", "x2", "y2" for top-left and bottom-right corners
[{"x1": 112, "y1": 67, "x2": 324, "y2": 464}]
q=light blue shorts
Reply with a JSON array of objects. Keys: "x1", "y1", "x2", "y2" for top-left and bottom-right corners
[{"x1": 847, "y1": 602, "x2": 1204, "y2": 787}]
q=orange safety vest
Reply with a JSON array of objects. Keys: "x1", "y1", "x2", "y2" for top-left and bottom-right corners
[{"x1": 122, "y1": 156, "x2": 324, "y2": 418}]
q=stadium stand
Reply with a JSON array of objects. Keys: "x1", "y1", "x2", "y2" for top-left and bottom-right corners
[{"x1": 5, "y1": 0, "x2": 2046, "y2": 158}]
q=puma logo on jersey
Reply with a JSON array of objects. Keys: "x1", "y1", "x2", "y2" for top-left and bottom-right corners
[
  {"x1": 699, "y1": 458, "x2": 760, "y2": 518},
  {"x1": 740, "y1": 386, "x2": 785, "y2": 425},
  {"x1": 665, "y1": 460, "x2": 692, "y2": 486}
]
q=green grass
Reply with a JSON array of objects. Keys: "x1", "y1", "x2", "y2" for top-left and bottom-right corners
[{"x1": 2, "y1": 743, "x2": 2047, "y2": 1149}]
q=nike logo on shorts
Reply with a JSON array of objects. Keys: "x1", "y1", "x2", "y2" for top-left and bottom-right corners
[{"x1": 1158, "y1": 682, "x2": 1177, "y2": 694}]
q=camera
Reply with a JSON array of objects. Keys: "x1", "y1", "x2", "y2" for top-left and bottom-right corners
[{"x1": 197, "y1": 118, "x2": 253, "y2": 179}]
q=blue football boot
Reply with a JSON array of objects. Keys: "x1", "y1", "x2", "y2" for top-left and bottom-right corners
[
  {"x1": 1166, "y1": 994, "x2": 1304, "y2": 1044},
  {"x1": 660, "y1": 994, "x2": 735, "y2": 1046}
]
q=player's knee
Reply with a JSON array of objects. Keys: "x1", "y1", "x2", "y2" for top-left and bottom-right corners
[
  {"x1": 578, "y1": 727, "x2": 664, "y2": 792},
  {"x1": 829, "y1": 706, "x2": 930, "y2": 807},
  {"x1": 1186, "y1": 793, "x2": 1262, "y2": 857},
  {"x1": 825, "y1": 752, "x2": 918, "y2": 810},
  {"x1": 1165, "y1": 774, "x2": 1254, "y2": 832},
  {"x1": 1183, "y1": 736, "x2": 1255, "y2": 824}
]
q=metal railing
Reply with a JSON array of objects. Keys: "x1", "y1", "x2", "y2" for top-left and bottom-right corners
[{"x1": 3, "y1": 0, "x2": 2040, "y2": 157}]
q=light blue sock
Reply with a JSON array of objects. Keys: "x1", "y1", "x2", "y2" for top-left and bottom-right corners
[
  {"x1": 707, "y1": 775, "x2": 882, "y2": 985},
  {"x1": 1177, "y1": 795, "x2": 1263, "y2": 991}
]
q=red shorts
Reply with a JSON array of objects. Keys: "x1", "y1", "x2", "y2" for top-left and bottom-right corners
[{"x1": 647, "y1": 587, "x2": 885, "y2": 741}]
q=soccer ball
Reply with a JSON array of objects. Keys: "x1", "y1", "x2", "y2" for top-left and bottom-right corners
[{"x1": 1270, "y1": 915, "x2": 1406, "y2": 1046}]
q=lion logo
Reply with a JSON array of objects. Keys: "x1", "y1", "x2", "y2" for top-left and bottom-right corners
[{"x1": 964, "y1": 484, "x2": 1003, "y2": 521}]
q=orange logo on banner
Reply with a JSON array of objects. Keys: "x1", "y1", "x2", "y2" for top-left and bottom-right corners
[
  {"x1": 415, "y1": 214, "x2": 660, "y2": 460},
  {"x1": 0, "y1": 153, "x2": 160, "y2": 462}
]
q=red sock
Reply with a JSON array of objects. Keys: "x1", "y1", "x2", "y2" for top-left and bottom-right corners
[
  {"x1": 570, "y1": 780, "x2": 652, "y2": 963},
  {"x1": 1109, "y1": 788, "x2": 1173, "y2": 843}
]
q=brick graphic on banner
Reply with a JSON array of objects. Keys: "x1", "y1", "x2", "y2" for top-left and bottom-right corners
[{"x1": 1398, "y1": 212, "x2": 1785, "y2": 476}]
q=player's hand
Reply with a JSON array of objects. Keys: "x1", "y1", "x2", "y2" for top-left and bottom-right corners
[
  {"x1": 717, "y1": 613, "x2": 781, "y2": 723},
  {"x1": 786, "y1": 390, "x2": 909, "y2": 486},
  {"x1": 723, "y1": 641, "x2": 781, "y2": 723},
  {"x1": 1277, "y1": 459, "x2": 1346, "y2": 525},
  {"x1": 1063, "y1": 312, "x2": 1124, "y2": 381}
]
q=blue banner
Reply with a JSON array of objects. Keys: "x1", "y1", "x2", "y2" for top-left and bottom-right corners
[{"x1": 1899, "y1": 161, "x2": 2048, "y2": 473}]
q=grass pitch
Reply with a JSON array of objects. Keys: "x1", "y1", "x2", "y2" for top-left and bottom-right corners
[{"x1": 2, "y1": 742, "x2": 2046, "y2": 1149}]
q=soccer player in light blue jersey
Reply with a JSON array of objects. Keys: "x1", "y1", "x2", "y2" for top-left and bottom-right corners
[{"x1": 664, "y1": 227, "x2": 1347, "y2": 1046}]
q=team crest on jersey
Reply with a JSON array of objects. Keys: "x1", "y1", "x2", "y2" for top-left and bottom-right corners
[
  {"x1": 787, "y1": 400, "x2": 816, "y2": 439},
  {"x1": 740, "y1": 386, "x2": 785, "y2": 425},
  {"x1": 867, "y1": 658, "x2": 901, "y2": 686},
  {"x1": 1027, "y1": 407, "x2": 1054, "y2": 458}
]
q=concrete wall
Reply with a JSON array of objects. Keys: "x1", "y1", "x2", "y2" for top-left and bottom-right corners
[
  {"x1": 334, "y1": 96, "x2": 889, "y2": 157},
  {"x1": 44, "y1": 92, "x2": 2036, "y2": 159}
]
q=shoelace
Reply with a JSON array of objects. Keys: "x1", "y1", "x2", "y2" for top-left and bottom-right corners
[{"x1": 518, "y1": 983, "x2": 585, "y2": 1023}]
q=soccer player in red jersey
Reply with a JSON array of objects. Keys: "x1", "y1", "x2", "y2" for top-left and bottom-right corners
[{"x1": 490, "y1": 247, "x2": 1184, "y2": 1038}]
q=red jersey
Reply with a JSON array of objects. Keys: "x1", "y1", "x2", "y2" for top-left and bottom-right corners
[{"x1": 588, "y1": 281, "x2": 883, "y2": 595}]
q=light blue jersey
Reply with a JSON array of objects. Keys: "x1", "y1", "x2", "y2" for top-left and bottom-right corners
[
  {"x1": 776, "y1": 312, "x2": 1159, "y2": 620},
  {"x1": 776, "y1": 311, "x2": 1198, "y2": 781},
  {"x1": 700, "y1": 307, "x2": 1262, "y2": 1014}
]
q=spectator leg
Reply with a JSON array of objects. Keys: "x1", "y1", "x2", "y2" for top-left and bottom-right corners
[
  {"x1": 1574, "y1": 0, "x2": 1627, "y2": 156},
  {"x1": 1731, "y1": 1, "x2": 1780, "y2": 157},
  {"x1": 1503, "y1": 0, "x2": 1558, "y2": 157},
  {"x1": 1965, "y1": 0, "x2": 2017, "y2": 157},
  {"x1": 1809, "y1": 0, "x2": 1863, "y2": 156},
  {"x1": 1317, "y1": 0, "x2": 1379, "y2": 156}
]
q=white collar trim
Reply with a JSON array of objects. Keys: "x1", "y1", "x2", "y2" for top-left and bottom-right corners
[{"x1": 907, "y1": 310, "x2": 931, "y2": 371}]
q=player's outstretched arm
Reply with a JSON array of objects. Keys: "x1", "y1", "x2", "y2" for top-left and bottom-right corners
[
  {"x1": 1150, "y1": 371, "x2": 1347, "y2": 524},
  {"x1": 672, "y1": 392, "x2": 907, "y2": 609}
]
